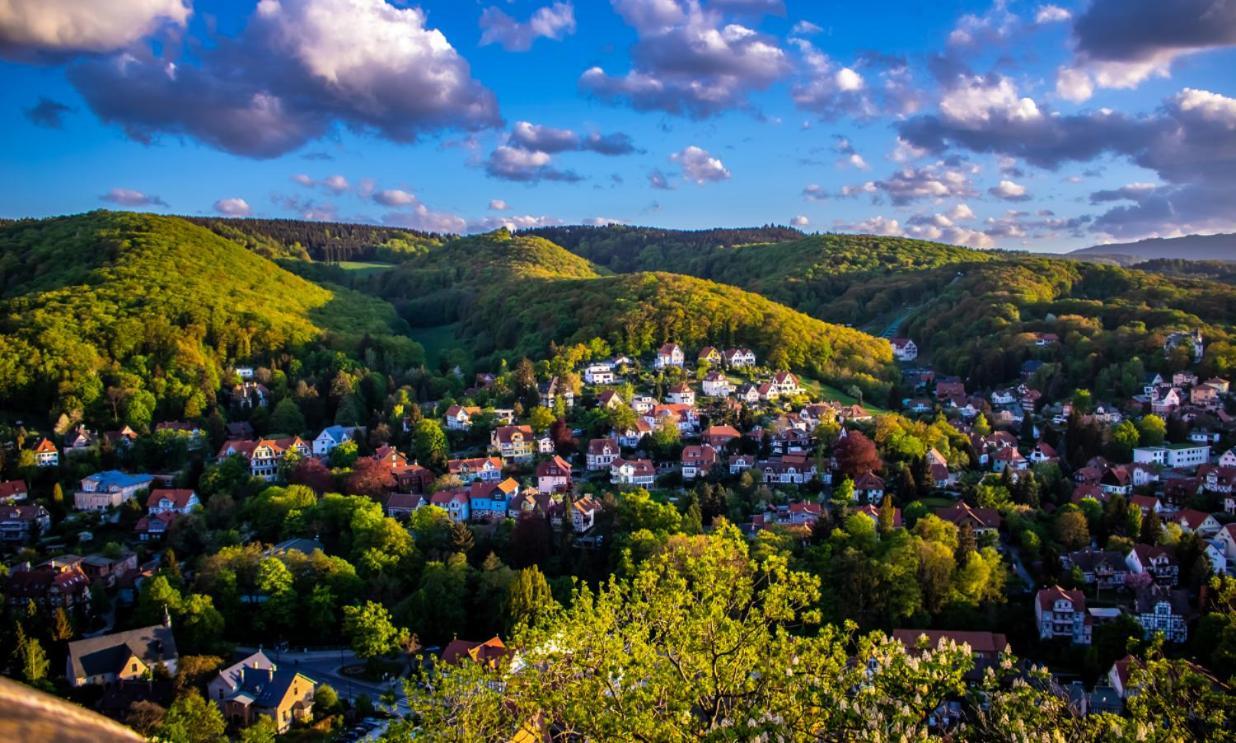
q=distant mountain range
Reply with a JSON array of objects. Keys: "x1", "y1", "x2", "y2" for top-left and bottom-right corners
[{"x1": 1070, "y1": 233, "x2": 1236, "y2": 264}]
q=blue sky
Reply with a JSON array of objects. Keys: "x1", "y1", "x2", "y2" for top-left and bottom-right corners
[{"x1": 2, "y1": 0, "x2": 1236, "y2": 252}]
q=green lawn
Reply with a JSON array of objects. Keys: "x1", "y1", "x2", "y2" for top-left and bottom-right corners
[
  {"x1": 335, "y1": 260, "x2": 397, "y2": 278},
  {"x1": 808, "y1": 379, "x2": 889, "y2": 414}
]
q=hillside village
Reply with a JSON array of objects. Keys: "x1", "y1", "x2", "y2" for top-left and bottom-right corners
[{"x1": 3, "y1": 317, "x2": 1236, "y2": 737}]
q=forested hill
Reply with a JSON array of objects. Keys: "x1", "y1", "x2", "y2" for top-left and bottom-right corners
[
  {"x1": 0, "y1": 211, "x2": 419, "y2": 419},
  {"x1": 377, "y1": 230, "x2": 900, "y2": 396},
  {"x1": 187, "y1": 216, "x2": 444, "y2": 263},
  {"x1": 524, "y1": 224, "x2": 804, "y2": 273}
]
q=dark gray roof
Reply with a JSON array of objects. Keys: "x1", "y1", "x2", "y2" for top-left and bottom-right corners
[{"x1": 67, "y1": 624, "x2": 177, "y2": 680}]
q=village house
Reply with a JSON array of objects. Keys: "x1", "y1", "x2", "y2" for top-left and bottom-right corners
[
  {"x1": 1036, "y1": 585, "x2": 1092, "y2": 644},
  {"x1": 507, "y1": 490, "x2": 563, "y2": 527},
  {"x1": 490, "y1": 425, "x2": 536, "y2": 463},
  {"x1": 217, "y1": 437, "x2": 311, "y2": 482},
  {"x1": 66, "y1": 615, "x2": 178, "y2": 688},
  {"x1": 926, "y1": 448, "x2": 956, "y2": 489},
  {"x1": 0, "y1": 479, "x2": 28, "y2": 503},
  {"x1": 135, "y1": 512, "x2": 177, "y2": 541},
  {"x1": 208, "y1": 651, "x2": 317, "y2": 733},
  {"x1": 62, "y1": 425, "x2": 100, "y2": 457},
  {"x1": 571, "y1": 495, "x2": 603, "y2": 533},
  {"x1": 80, "y1": 552, "x2": 138, "y2": 589},
  {"x1": 649, "y1": 403, "x2": 699, "y2": 434},
  {"x1": 539, "y1": 377, "x2": 575, "y2": 409},
  {"x1": 611, "y1": 458, "x2": 656, "y2": 487},
  {"x1": 595, "y1": 390, "x2": 624, "y2": 411},
  {"x1": 853, "y1": 472, "x2": 886, "y2": 503},
  {"x1": 1129, "y1": 494, "x2": 1165, "y2": 518},
  {"x1": 5, "y1": 559, "x2": 91, "y2": 613},
  {"x1": 771, "y1": 371, "x2": 802, "y2": 397},
  {"x1": 1133, "y1": 444, "x2": 1210, "y2": 469},
  {"x1": 34, "y1": 438, "x2": 59, "y2": 467},
  {"x1": 698, "y1": 346, "x2": 722, "y2": 366},
  {"x1": 681, "y1": 444, "x2": 719, "y2": 481},
  {"x1": 630, "y1": 395, "x2": 657, "y2": 414},
  {"x1": 536, "y1": 455, "x2": 573, "y2": 493},
  {"x1": 615, "y1": 419, "x2": 653, "y2": 448},
  {"x1": 311, "y1": 425, "x2": 360, "y2": 457},
  {"x1": 74, "y1": 471, "x2": 156, "y2": 512},
  {"x1": 586, "y1": 438, "x2": 622, "y2": 471},
  {"x1": 444, "y1": 405, "x2": 482, "y2": 432},
  {"x1": 1169, "y1": 509, "x2": 1221, "y2": 537},
  {"x1": 892, "y1": 629, "x2": 1010, "y2": 681},
  {"x1": 936, "y1": 502, "x2": 1003, "y2": 537},
  {"x1": 722, "y1": 347, "x2": 756, "y2": 368},
  {"x1": 729, "y1": 454, "x2": 756, "y2": 475},
  {"x1": 429, "y1": 490, "x2": 470, "y2": 523},
  {"x1": 467, "y1": 479, "x2": 519, "y2": 522},
  {"x1": 1133, "y1": 585, "x2": 1190, "y2": 643},
  {"x1": 703, "y1": 424, "x2": 741, "y2": 449},
  {"x1": 449, "y1": 456, "x2": 504, "y2": 484},
  {"x1": 146, "y1": 489, "x2": 200, "y2": 515},
  {"x1": 655, "y1": 343, "x2": 685, "y2": 369},
  {"x1": 0, "y1": 504, "x2": 51, "y2": 543},
  {"x1": 889, "y1": 337, "x2": 918, "y2": 362},
  {"x1": 1126, "y1": 544, "x2": 1179, "y2": 586},
  {"x1": 734, "y1": 383, "x2": 761, "y2": 404},
  {"x1": 1062, "y1": 549, "x2": 1129, "y2": 590},
  {"x1": 666, "y1": 382, "x2": 696, "y2": 406},
  {"x1": 583, "y1": 362, "x2": 615, "y2": 385},
  {"x1": 856, "y1": 503, "x2": 903, "y2": 528},
  {"x1": 442, "y1": 636, "x2": 510, "y2": 667}
]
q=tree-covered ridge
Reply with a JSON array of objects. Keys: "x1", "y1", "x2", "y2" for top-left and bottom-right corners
[
  {"x1": 524, "y1": 224, "x2": 805, "y2": 273},
  {"x1": 376, "y1": 230, "x2": 898, "y2": 396},
  {"x1": 188, "y1": 216, "x2": 445, "y2": 263},
  {"x1": 465, "y1": 271, "x2": 898, "y2": 395},
  {"x1": 376, "y1": 230, "x2": 606, "y2": 328},
  {"x1": 902, "y1": 257, "x2": 1236, "y2": 389},
  {"x1": 0, "y1": 211, "x2": 417, "y2": 418}
]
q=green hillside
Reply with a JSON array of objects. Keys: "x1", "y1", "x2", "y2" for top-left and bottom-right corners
[
  {"x1": 0, "y1": 211, "x2": 418, "y2": 418},
  {"x1": 379, "y1": 230, "x2": 899, "y2": 396},
  {"x1": 523, "y1": 224, "x2": 1236, "y2": 394}
]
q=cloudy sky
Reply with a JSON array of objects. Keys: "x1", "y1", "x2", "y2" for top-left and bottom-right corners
[{"x1": 2, "y1": 0, "x2": 1235, "y2": 251}]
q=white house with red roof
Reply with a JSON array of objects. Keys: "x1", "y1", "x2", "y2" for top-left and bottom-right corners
[
  {"x1": 586, "y1": 438, "x2": 622, "y2": 471},
  {"x1": 1126, "y1": 545, "x2": 1179, "y2": 586},
  {"x1": 444, "y1": 405, "x2": 481, "y2": 432},
  {"x1": 681, "y1": 445, "x2": 718, "y2": 481},
  {"x1": 722, "y1": 348, "x2": 756, "y2": 368},
  {"x1": 1036, "y1": 585, "x2": 1092, "y2": 644},
  {"x1": 536, "y1": 456, "x2": 573, "y2": 493},
  {"x1": 701, "y1": 371, "x2": 732, "y2": 398},
  {"x1": 611, "y1": 458, "x2": 656, "y2": 487},
  {"x1": 655, "y1": 343, "x2": 684, "y2": 369},
  {"x1": 889, "y1": 337, "x2": 918, "y2": 362},
  {"x1": 449, "y1": 456, "x2": 504, "y2": 483},
  {"x1": 1169, "y1": 509, "x2": 1221, "y2": 537},
  {"x1": 34, "y1": 438, "x2": 59, "y2": 468},
  {"x1": 430, "y1": 490, "x2": 470, "y2": 523},
  {"x1": 146, "y1": 489, "x2": 200, "y2": 515},
  {"x1": 666, "y1": 382, "x2": 695, "y2": 406}
]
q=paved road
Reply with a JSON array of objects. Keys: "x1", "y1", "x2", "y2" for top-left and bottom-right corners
[
  {"x1": 235, "y1": 646, "x2": 410, "y2": 716},
  {"x1": 1000, "y1": 542, "x2": 1035, "y2": 594}
]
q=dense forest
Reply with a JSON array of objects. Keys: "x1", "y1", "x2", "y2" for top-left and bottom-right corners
[
  {"x1": 376, "y1": 230, "x2": 899, "y2": 396},
  {"x1": 525, "y1": 225, "x2": 1236, "y2": 393},
  {"x1": 525, "y1": 224, "x2": 804, "y2": 272},
  {"x1": 0, "y1": 212, "x2": 421, "y2": 421},
  {"x1": 188, "y1": 217, "x2": 444, "y2": 263}
]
